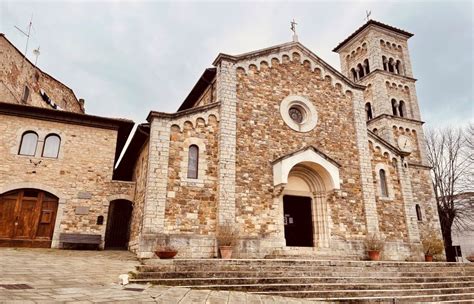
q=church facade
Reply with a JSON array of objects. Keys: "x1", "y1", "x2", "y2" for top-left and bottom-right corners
[
  {"x1": 0, "y1": 20, "x2": 443, "y2": 261},
  {"x1": 119, "y1": 20, "x2": 443, "y2": 260}
]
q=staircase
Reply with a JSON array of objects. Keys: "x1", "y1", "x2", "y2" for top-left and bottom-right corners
[{"x1": 131, "y1": 259, "x2": 474, "y2": 303}]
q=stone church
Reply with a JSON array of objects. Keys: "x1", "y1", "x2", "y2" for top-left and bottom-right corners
[{"x1": 0, "y1": 20, "x2": 443, "y2": 261}]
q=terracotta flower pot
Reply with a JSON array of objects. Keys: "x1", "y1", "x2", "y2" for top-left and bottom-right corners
[
  {"x1": 219, "y1": 246, "x2": 233, "y2": 259},
  {"x1": 368, "y1": 250, "x2": 381, "y2": 261},
  {"x1": 155, "y1": 250, "x2": 178, "y2": 259},
  {"x1": 425, "y1": 254, "x2": 433, "y2": 262}
]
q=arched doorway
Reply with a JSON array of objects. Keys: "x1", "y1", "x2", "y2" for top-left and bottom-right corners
[
  {"x1": 0, "y1": 189, "x2": 59, "y2": 247},
  {"x1": 283, "y1": 164, "x2": 330, "y2": 248},
  {"x1": 104, "y1": 200, "x2": 133, "y2": 249}
]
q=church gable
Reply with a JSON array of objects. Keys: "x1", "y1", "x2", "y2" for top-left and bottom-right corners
[
  {"x1": 214, "y1": 42, "x2": 365, "y2": 96},
  {"x1": 232, "y1": 43, "x2": 368, "y2": 238}
]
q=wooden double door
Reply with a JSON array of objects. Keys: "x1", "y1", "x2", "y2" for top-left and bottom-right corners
[{"x1": 0, "y1": 189, "x2": 59, "y2": 247}]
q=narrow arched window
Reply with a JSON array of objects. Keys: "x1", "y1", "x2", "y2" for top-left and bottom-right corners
[
  {"x1": 395, "y1": 60, "x2": 401, "y2": 74},
  {"x1": 42, "y1": 134, "x2": 61, "y2": 158},
  {"x1": 416, "y1": 204, "x2": 422, "y2": 221},
  {"x1": 391, "y1": 99, "x2": 398, "y2": 116},
  {"x1": 357, "y1": 63, "x2": 364, "y2": 78},
  {"x1": 365, "y1": 102, "x2": 373, "y2": 121},
  {"x1": 388, "y1": 58, "x2": 395, "y2": 73},
  {"x1": 382, "y1": 56, "x2": 387, "y2": 71},
  {"x1": 19, "y1": 131, "x2": 38, "y2": 156},
  {"x1": 22, "y1": 86, "x2": 30, "y2": 103},
  {"x1": 398, "y1": 100, "x2": 405, "y2": 118},
  {"x1": 379, "y1": 169, "x2": 388, "y2": 197},
  {"x1": 187, "y1": 145, "x2": 199, "y2": 179},
  {"x1": 364, "y1": 59, "x2": 370, "y2": 74},
  {"x1": 351, "y1": 68, "x2": 357, "y2": 81}
]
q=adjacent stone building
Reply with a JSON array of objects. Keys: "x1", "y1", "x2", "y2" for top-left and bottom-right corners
[
  {"x1": 0, "y1": 33, "x2": 84, "y2": 113},
  {"x1": 0, "y1": 33, "x2": 134, "y2": 249},
  {"x1": 0, "y1": 20, "x2": 444, "y2": 261}
]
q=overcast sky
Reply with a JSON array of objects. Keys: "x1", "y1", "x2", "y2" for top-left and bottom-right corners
[{"x1": 1, "y1": 0, "x2": 472, "y2": 128}]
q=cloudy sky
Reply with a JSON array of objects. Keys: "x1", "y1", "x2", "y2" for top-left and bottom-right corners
[{"x1": 1, "y1": 0, "x2": 472, "y2": 127}]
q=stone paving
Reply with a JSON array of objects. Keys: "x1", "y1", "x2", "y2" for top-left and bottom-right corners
[{"x1": 0, "y1": 248, "x2": 317, "y2": 303}]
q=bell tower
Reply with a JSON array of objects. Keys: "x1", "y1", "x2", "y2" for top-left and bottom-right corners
[{"x1": 333, "y1": 20, "x2": 428, "y2": 166}]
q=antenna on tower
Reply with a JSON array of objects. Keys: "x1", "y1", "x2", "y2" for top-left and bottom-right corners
[
  {"x1": 33, "y1": 46, "x2": 41, "y2": 66},
  {"x1": 14, "y1": 14, "x2": 33, "y2": 68},
  {"x1": 365, "y1": 10, "x2": 372, "y2": 22}
]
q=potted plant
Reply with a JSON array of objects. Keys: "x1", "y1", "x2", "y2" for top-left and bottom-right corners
[
  {"x1": 155, "y1": 245, "x2": 178, "y2": 259},
  {"x1": 422, "y1": 230, "x2": 444, "y2": 262},
  {"x1": 364, "y1": 233, "x2": 385, "y2": 261},
  {"x1": 216, "y1": 224, "x2": 238, "y2": 259}
]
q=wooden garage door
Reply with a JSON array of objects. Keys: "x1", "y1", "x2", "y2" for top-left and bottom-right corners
[{"x1": 0, "y1": 189, "x2": 58, "y2": 247}]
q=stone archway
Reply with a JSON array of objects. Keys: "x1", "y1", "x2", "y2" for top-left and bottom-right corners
[
  {"x1": 283, "y1": 163, "x2": 331, "y2": 248},
  {"x1": 0, "y1": 183, "x2": 66, "y2": 248},
  {"x1": 272, "y1": 147, "x2": 340, "y2": 250}
]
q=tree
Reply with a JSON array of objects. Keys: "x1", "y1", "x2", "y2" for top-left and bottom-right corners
[{"x1": 425, "y1": 124, "x2": 473, "y2": 261}]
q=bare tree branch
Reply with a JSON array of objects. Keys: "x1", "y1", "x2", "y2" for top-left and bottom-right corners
[{"x1": 425, "y1": 124, "x2": 473, "y2": 261}]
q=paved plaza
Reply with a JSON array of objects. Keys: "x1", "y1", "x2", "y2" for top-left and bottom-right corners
[{"x1": 0, "y1": 248, "x2": 315, "y2": 303}]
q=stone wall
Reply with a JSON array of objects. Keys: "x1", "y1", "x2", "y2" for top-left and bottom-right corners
[
  {"x1": 368, "y1": 141, "x2": 408, "y2": 242},
  {"x1": 139, "y1": 104, "x2": 220, "y2": 258},
  {"x1": 0, "y1": 113, "x2": 134, "y2": 248},
  {"x1": 165, "y1": 116, "x2": 219, "y2": 235},
  {"x1": 0, "y1": 35, "x2": 83, "y2": 113},
  {"x1": 409, "y1": 166, "x2": 442, "y2": 238},
  {"x1": 129, "y1": 140, "x2": 149, "y2": 253}
]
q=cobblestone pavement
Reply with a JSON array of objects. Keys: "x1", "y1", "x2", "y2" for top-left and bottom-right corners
[{"x1": 0, "y1": 248, "x2": 317, "y2": 303}]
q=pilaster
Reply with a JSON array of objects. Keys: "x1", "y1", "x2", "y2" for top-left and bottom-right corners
[
  {"x1": 216, "y1": 59, "x2": 237, "y2": 225},
  {"x1": 139, "y1": 117, "x2": 171, "y2": 256},
  {"x1": 397, "y1": 160, "x2": 421, "y2": 242},
  {"x1": 352, "y1": 90, "x2": 379, "y2": 234}
]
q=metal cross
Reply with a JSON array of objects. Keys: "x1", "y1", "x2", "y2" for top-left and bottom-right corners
[
  {"x1": 290, "y1": 19, "x2": 297, "y2": 35},
  {"x1": 366, "y1": 10, "x2": 372, "y2": 21}
]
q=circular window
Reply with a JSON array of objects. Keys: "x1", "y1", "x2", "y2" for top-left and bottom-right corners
[
  {"x1": 289, "y1": 106, "x2": 305, "y2": 123},
  {"x1": 280, "y1": 95, "x2": 318, "y2": 132}
]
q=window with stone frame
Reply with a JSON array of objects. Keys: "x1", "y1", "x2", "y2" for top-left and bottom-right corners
[
  {"x1": 416, "y1": 204, "x2": 423, "y2": 221},
  {"x1": 379, "y1": 169, "x2": 388, "y2": 197},
  {"x1": 22, "y1": 86, "x2": 30, "y2": 103},
  {"x1": 19, "y1": 131, "x2": 38, "y2": 156},
  {"x1": 42, "y1": 134, "x2": 61, "y2": 158},
  {"x1": 187, "y1": 145, "x2": 199, "y2": 179}
]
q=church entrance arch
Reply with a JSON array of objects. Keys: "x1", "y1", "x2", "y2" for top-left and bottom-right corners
[{"x1": 283, "y1": 164, "x2": 330, "y2": 248}]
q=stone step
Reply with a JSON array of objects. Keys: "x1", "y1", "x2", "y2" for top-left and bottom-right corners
[
  {"x1": 131, "y1": 275, "x2": 474, "y2": 286},
  {"x1": 131, "y1": 280, "x2": 473, "y2": 291},
  {"x1": 249, "y1": 286, "x2": 474, "y2": 298},
  {"x1": 134, "y1": 259, "x2": 474, "y2": 301},
  {"x1": 305, "y1": 293, "x2": 474, "y2": 303},
  {"x1": 135, "y1": 269, "x2": 474, "y2": 280},
  {"x1": 142, "y1": 258, "x2": 474, "y2": 268},
  {"x1": 137, "y1": 264, "x2": 474, "y2": 275}
]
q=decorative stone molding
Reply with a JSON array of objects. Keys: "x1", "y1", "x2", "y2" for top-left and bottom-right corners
[
  {"x1": 279, "y1": 95, "x2": 318, "y2": 133},
  {"x1": 272, "y1": 147, "x2": 340, "y2": 190}
]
